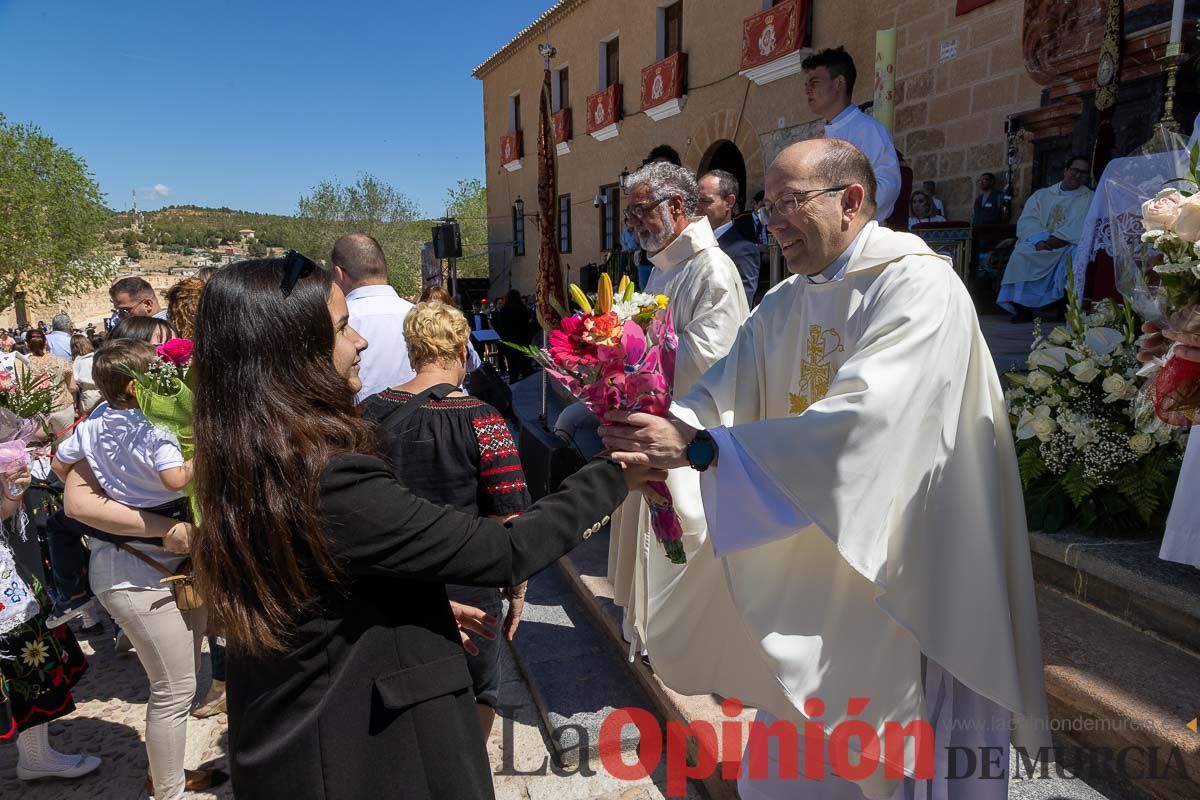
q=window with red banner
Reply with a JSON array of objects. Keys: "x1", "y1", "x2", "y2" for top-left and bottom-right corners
[{"x1": 956, "y1": 0, "x2": 998, "y2": 14}]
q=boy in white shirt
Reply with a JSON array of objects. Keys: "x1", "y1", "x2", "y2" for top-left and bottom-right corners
[{"x1": 47, "y1": 339, "x2": 192, "y2": 626}]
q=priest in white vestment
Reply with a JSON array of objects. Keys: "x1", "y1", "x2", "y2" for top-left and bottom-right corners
[
  {"x1": 602, "y1": 139, "x2": 1049, "y2": 799},
  {"x1": 998, "y1": 156, "x2": 1094, "y2": 320},
  {"x1": 606, "y1": 162, "x2": 748, "y2": 654},
  {"x1": 803, "y1": 47, "x2": 901, "y2": 224}
]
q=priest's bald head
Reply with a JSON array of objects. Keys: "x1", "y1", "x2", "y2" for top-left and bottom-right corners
[{"x1": 765, "y1": 138, "x2": 877, "y2": 276}]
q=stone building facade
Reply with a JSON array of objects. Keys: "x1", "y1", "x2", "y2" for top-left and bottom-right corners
[{"x1": 474, "y1": 0, "x2": 1194, "y2": 294}]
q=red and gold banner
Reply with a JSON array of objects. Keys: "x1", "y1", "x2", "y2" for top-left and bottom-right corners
[
  {"x1": 585, "y1": 83, "x2": 622, "y2": 134},
  {"x1": 740, "y1": 0, "x2": 805, "y2": 72},
  {"x1": 552, "y1": 108, "x2": 572, "y2": 144},
  {"x1": 499, "y1": 130, "x2": 523, "y2": 164},
  {"x1": 640, "y1": 52, "x2": 687, "y2": 110}
]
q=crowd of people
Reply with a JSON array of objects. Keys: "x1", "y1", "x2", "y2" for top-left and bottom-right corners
[{"x1": 0, "y1": 234, "x2": 663, "y2": 799}]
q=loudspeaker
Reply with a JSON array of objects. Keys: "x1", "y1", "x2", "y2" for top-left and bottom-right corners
[{"x1": 432, "y1": 222, "x2": 462, "y2": 259}]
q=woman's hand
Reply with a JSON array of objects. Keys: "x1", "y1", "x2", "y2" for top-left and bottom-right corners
[
  {"x1": 1137, "y1": 322, "x2": 1166, "y2": 363},
  {"x1": 2, "y1": 466, "x2": 31, "y2": 499},
  {"x1": 1163, "y1": 327, "x2": 1200, "y2": 364},
  {"x1": 450, "y1": 600, "x2": 497, "y2": 657},
  {"x1": 500, "y1": 582, "x2": 527, "y2": 640},
  {"x1": 619, "y1": 462, "x2": 669, "y2": 492},
  {"x1": 162, "y1": 522, "x2": 193, "y2": 554}
]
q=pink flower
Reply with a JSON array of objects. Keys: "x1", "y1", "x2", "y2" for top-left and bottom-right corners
[
  {"x1": 157, "y1": 338, "x2": 194, "y2": 366},
  {"x1": 0, "y1": 370, "x2": 13, "y2": 393},
  {"x1": 1142, "y1": 190, "x2": 1184, "y2": 231}
]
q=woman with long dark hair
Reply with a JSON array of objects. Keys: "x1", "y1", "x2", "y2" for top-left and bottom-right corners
[{"x1": 71, "y1": 255, "x2": 658, "y2": 799}]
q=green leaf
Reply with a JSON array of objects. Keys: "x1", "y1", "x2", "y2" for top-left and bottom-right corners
[{"x1": 1061, "y1": 462, "x2": 1098, "y2": 506}]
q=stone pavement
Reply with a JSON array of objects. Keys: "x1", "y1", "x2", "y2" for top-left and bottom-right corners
[{"x1": 0, "y1": 615, "x2": 691, "y2": 800}]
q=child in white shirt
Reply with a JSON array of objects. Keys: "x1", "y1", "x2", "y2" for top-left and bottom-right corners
[{"x1": 47, "y1": 339, "x2": 192, "y2": 626}]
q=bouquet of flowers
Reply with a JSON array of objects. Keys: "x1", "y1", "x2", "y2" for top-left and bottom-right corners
[
  {"x1": 1006, "y1": 285, "x2": 1188, "y2": 534},
  {"x1": 1131, "y1": 142, "x2": 1200, "y2": 426},
  {"x1": 507, "y1": 274, "x2": 686, "y2": 563},
  {"x1": 0, "y1": 367, "x2": 55, "y2": 422},
  {"x1": 0, "y1": 408, "x2": 46, "y2": 498},
  {"x1": 124, "y1": 338, "x2": 195, "y2": 459}
]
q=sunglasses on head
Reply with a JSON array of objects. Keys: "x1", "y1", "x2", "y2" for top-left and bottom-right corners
[{"x1": 281, "y1": 250, "x2": 318, "y2": 298}]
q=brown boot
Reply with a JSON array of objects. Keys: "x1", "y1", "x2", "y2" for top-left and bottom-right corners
[
  {"x1": 191, "y1": 679, "x2": 226, "y2": 719},
  {"x1": 145, "y1": 767, "x2": 228, "y2": 795}
]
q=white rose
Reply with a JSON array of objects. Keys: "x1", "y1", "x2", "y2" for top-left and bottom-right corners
[
  {"x1": 1044, "y1": 392, "x2": 1062, "y2": 406},
  {"x1": 1027, "y1": 371, "x2": 1053, "y2": 392},
  {"x1": 1128, "y1": 433, "x2": 1154, "y2": 455},
  {"x1": 1016, "y1": 405, "x2": 1056, "y2": 441},
  {"x1": 1175, "y1": 193, "x2": 1200, "y2": 244},
  {"x1": 1141, "y1": 189, "x2": 1184, "y2": 231},
  {"x1": 1069, "y1": 359, "x2": 1102, "y2": 384},
  {"x1": 1101, "y1": 373, "x2": 1131, "y2": 402},
  {"x1": 1048, "y1": 326, "x2": 1072, "y2": 346}
]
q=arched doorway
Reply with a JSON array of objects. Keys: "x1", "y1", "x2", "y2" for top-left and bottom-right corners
[{"x1": 699, "y1": 140, "x2": 747, "y2": 211}]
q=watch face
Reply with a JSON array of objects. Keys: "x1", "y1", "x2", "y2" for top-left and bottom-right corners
[{"x1": 1098, "y1": 53, "x2": 1114, "y2": 87}]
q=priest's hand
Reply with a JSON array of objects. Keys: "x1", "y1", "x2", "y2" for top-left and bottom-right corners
[
  {"x1": 1163, "y1": 326, "x2": 1200, "y2": 363},
  {"x1": 1137, "y1": 322, "x2": 1166, "y2": 363},
  {"x1": 601, "y1": 411, "x2": 695, "y2": 470}
]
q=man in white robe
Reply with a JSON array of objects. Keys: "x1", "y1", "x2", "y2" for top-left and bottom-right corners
[
  {"x1": 607, "y1": 162, "x2": 748, "y2": 656},
  {"x1": 803, "y1": 47, "x2": 901, "y2": 224},
  {"x1": 602, "y1": 139, "x2": 1049, "y2": 799},
  {"x1": 998, "y1": 156, "x2": 1094, "y2": 320}
]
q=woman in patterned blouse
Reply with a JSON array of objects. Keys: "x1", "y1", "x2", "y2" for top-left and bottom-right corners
[{"x1": 359, "y1": 301, "x2": 531, "y2": 739}]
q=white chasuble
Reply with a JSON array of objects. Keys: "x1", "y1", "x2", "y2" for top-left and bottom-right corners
[
  {"x1": 999, "y1": 183, "x2": 1093, "y2": 290},
  {"x1": 670, "y1": 222, "x2": 1049, "y2": 797},
  {"x1": 606, "y1": 217, "x2": 748, "y2": 650},
  {"x1": 1161, "y1": 426, "x2": 1200, "y2": 567}
]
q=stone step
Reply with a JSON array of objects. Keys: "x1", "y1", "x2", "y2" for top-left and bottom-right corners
[
  {"x1": 1036, "y1": 584, "x2": 1200, "y2": 800},
  {"x1": 506, "y1": 552, "x2": 669, "y2": 776},
  {"x1": 1030, "y1": 531, "x2": 1200, "y2": 657}
]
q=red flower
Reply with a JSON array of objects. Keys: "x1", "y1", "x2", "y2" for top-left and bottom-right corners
[
  {"x1": 157, "y1": 338, "x2": 193, "y2": 366},
  {"x1": 581, "y1": 312, "x2": 623, "y2": 346}
]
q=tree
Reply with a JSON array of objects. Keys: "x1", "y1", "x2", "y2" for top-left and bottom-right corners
[
  {"x1": 293, "y1": 174, "x2": 423, "y2": 297},
  {"x1": 124, "y1": 242, "x2": 140, "y2": 261},
  {"x1": 443, "y1": 178, "x2": 488, "y2": 280},
  {"x1": 0, "y1": 114, "x2": 112, "y2": 313}
]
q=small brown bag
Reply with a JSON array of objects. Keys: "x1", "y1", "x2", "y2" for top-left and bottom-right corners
[{"x1": 115, "y1": 544, "x2": 204, "y2": 611}]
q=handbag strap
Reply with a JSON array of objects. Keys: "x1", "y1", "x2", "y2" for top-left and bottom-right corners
[{"x1": 114, "y1": 541, "x2": 177, "y2": 578}]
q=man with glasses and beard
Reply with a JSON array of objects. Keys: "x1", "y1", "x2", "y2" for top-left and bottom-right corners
[
  {"x1": 601, "y1": 139, "x2": 1048, "y2": 800},
  {"x1": 109, "y1": 277, "x2": 168, "y2": 321},
  {"x1": 606, "y1": 161, "x2": 747, "y2": 662}
]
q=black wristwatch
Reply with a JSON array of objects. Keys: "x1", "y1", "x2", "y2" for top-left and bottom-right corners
[{"x1": 686, "y1": 429, "x2": 718, "y2": 472}]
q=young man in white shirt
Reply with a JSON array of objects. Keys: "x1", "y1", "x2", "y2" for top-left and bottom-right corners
[
  {"x1": 802, "y1": 46, "x2": 902, "y2": 224},
  {"x1": 330, "y1": 233, "x2": 416, "y2": 404}
]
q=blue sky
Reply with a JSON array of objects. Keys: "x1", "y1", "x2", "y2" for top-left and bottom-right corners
[{"x1": 0, "y1": 0, "x2": 551, "y2": 217}]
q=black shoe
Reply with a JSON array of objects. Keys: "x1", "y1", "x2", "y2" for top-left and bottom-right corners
[{"x1": 46, "y1": 595, "x2": 97, "y2": 629}]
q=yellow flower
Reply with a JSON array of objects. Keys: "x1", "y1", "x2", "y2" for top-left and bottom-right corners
[
  {"x1": 655, "y1": 294, "x2": 669, "y2": 309},
  {"x1": 20, "y1": 640, "x2": 50, "y2": 667}
]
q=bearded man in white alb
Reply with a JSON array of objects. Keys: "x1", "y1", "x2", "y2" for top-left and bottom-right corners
[
  {"x1": 606, "y1": 162, "x2": 747, "y2": 659},
  {"x1": 602, "y1": 139, "x2": 1048, "y2": 800},
  {"x1": 998, "y1": 155, "x2": 1094, "y2": 321}
]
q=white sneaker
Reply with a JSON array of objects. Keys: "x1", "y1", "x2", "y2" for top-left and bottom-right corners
[{"x1": 16, "y1": 754, "x2": 102, "y2": 781}]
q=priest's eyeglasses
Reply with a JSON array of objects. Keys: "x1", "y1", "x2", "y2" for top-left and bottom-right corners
[
  {"x1": 766, "y1": 186, "x2": 850, "y2": 219},
  {"x1": 623, "y1": 196, "x2": 670, "y2": 222}
]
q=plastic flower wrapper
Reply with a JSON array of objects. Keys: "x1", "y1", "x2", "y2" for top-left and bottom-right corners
[
  {"x1": 507, "y1": 274, "x2": 685, "y2": 563},
  {"x1": 124, "y1": 338, "x2": 195, "y2": 460},
  {"x1": 0, "y1": 408, "x2": 45, "y2": 497},
  {"x1": 1107, "y1": 139, "x2": 1200, "y2": 426}
]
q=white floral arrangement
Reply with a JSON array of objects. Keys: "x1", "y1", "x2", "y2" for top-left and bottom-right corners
[{"x1": 1006, "y1": 292, "x2": 1187, "y2": 533}]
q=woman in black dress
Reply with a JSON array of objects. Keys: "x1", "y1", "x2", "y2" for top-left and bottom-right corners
[
  {"x1": 64, "y1": 255, "x2": 661, "y2": 800},
  {"x1": 361, "y1": 300, "x2": 530, "y2": 738}
]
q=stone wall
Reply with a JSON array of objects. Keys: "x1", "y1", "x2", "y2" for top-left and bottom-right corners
[
  {"x1": 1, "y1": 272, "x2": 179, "y2": 330},
  {"x1": 888, "y1": 0, "x2": 1043, "y2": 221}
]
